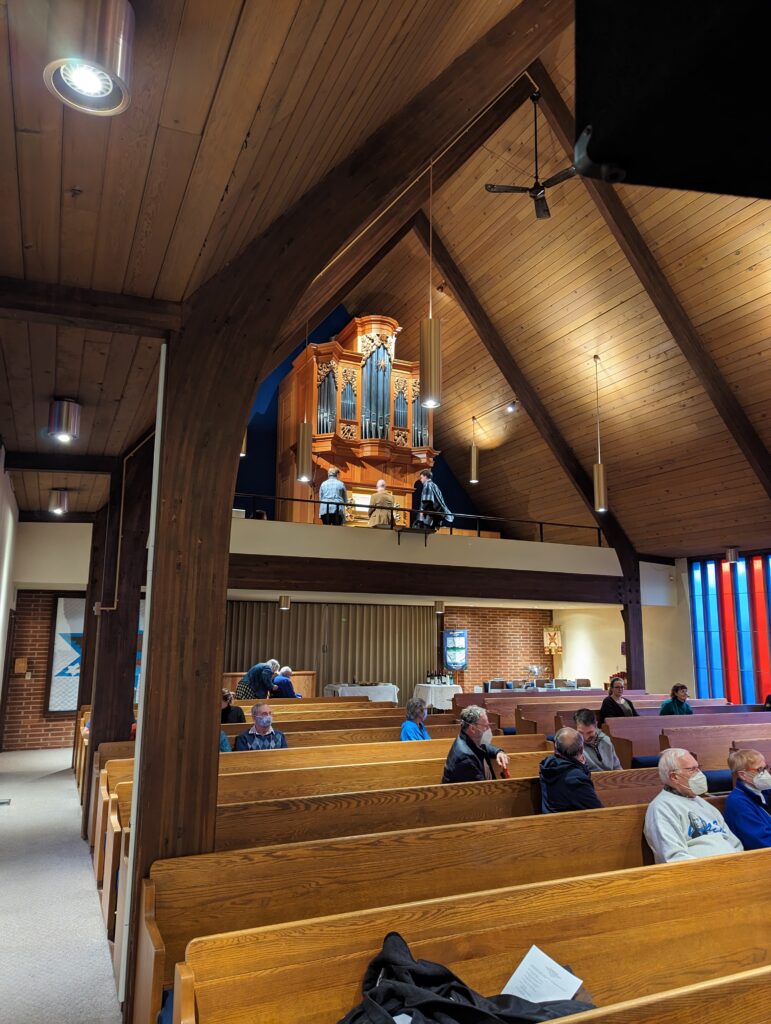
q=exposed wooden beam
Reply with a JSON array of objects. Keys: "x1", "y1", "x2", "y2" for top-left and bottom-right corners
[
  {"x1": 18, "y1": 510, "x2": 97, "y2": 523},
  {"x1": 229, "y1": 553, "x2": 624, "y2": 605},
  {"x1": 0, "y1": 277, "x2": 182, "y2": 338},
  {"x1": 412, "y1": 210, "x2": 639, "y2": 575},
  {"x1": 5, "y1": 451, "x2": 119, "y2": 475},
  {"x1": 270, "y1": 74, "x2": 537, "y2": 371},
  {"x1": 530, "y1": 58, "x2": 771, "y2": 501}
]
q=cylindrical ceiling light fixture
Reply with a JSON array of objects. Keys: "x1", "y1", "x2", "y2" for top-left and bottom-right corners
[
  {"x1": 469, "y1": 416, "x2": 479, "y2": 484},
  {"x1": 44, "y1": 0, "x2": 135, "y2": 116},
  {"x1": 434, "y1": 600, "x2": 445, "y2": 615},
  {"x1": 279, "y1": 595, "x2": 291, "y2": 612},
  {"x1": 592, "y1": 355, "x2": 608, "y2": 513},
  {"x1": 420, "y1": 161, "x2": 442, "y2": 409},
  {"x1": 240, "y1": 432, "x2": 247, "y2": 458},
  {"x1": 48, "y1": 398, "x2": 81, "y2": 444},
  {"x1": 296, "y1": 421, "x2": 312, "y2": 483},
  {"x1": 725, "y1": 547, "x2": 739, "y2": 564},
  {"x1": 48, "y1": 489, "x2": 69, "y2": 516}
]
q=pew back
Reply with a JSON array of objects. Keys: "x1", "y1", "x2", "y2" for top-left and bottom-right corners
[
  {"x1": 171, "y1": 842, "x2": 764, "y2": 1024},
  {"x1": 661, "y1": 723, "x2": 771, "y2": 768},
  {"x1": 605, "y1": 714, "x2": 768, "y2": 768}
]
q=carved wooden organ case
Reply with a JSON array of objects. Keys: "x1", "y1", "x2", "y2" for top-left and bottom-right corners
[{"x1": 276, "y1": 315, "x2": 438, "y2": 524}]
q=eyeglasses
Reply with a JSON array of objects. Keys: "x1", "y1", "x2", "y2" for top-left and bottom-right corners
[{"x1": 675, "y1": 764, "x2": 701, "y2": 775}]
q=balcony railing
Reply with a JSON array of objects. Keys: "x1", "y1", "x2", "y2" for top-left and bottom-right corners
[{"x1": 233, "y1": 491, "x2": 604, "y2": 547}]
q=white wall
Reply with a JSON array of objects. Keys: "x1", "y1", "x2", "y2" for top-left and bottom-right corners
[
  {"x1": 0, "y1": 458, "x2": 18, "y2": 703},
  {"x1": 553, "y1": 607, "x2": 626, "y2": 687},
  {"x1": 642, "y1": 559, "x2": 694, "y2": 693},
  {"x1": 13, "y1": 522, "x2": 92, "y2": 589}
]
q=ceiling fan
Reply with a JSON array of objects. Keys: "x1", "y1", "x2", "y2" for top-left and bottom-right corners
[{"x1": 485, "y1": 91, "x2": 576, "y2": 219}]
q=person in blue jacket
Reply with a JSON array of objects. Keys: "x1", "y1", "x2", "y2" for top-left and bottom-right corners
[
  {"x1": 539, "y1": 728, "x2": 603, "y2": 813},
  {"x1": 724, "y1": 748, "x2": 771, "y2": 849},
  {"x1": 400, "y1": 697, "x2": 431, "y2": 740}
]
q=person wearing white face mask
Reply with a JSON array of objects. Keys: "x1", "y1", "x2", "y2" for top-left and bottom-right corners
[
  {"x1": 724, "y1": 748, "x2": 771, "y2": 850},
  {"x1": 644, "y1": 747, "x2": 743, "y2": 863},
  {"x1": 441, "y1": 705, "x2": 509, "y2": 783}
]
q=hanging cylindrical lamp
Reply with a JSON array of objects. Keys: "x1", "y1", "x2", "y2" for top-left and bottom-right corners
[
  {"x1": 592, "y1": 355, "x2": 608, "y2": 512},
  {"x1": 240, "y1": 432, "x2": 247, "y2": 458},
  {"x1": 434, "y1": 600, "x2": 445, "y2": 615},
  {"x1": 43, "y1": 0, "x2": 135, "y2": 116},
  {"x1": 725, "y1": 547, "x2": 739, "y2": 564},
  {"x1": 48, "y1": 398, "x2": 81, "y2": 443},
  {"x1": 469, "y1": 416, "x2": 479, "y2": 484},
  {"x1": 420, "y1": 161, "x2": 442, "y2": 409},
  {"x1": 48, "y1": 489, "x2": 69, "y2": 515},
  {"x1": 279, "y1": 595, "x2": 291, "y2": 612},
  {"x1": 296, "y1": 421, "x2": 312, "y2": 483}
]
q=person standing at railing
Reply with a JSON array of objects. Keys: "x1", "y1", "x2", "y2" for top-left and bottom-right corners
[
  {"x1": 416, "y1": 469, "x2": 453, "y2": 532},
  {"x1": 318, "y1": 466, "x2": 347, "y2": 525},
  {"x1": 368, "y1": 479, "x2": 395, "y2": 528}
]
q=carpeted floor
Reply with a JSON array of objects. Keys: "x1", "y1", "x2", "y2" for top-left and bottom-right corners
[{"x1": 0, "y1": 748, "x2": 122, "y2": 1024}]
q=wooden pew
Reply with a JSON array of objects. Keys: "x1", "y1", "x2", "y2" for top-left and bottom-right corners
[
  {"x1": 169, "y1": 849, "x2": 771, "y2": 1024},
  {"x1": 452, "y1": 689, "x2": 607, "y2": 710},
  {"x1": 87, "y1": 740, "x2": 136, "y2": 847},
  {"x1": 220, "y1": 712, "x2": 476, "y2": 740},
  {"x1": 517, "y1": 699, "x2": 730, "y2": 735},
  {"x1": 135, "y1": 800, "x2": 729, "y2": 1024},
  {"x1": 606, "y1": 713, "x2": 767, "y2": 768},
  {"x1": 555, "y1": 703, "x2": 763, "y2": 731},
  {"x1": 661, "y1": 723, "x2": 771, "y2": 768},
  {"x1": 732, "y1": 739, "x2": 771, "y2": 758}
]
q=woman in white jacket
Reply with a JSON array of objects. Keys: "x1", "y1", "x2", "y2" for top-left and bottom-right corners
[{"x1": 644, "y1": 747, "x2": 743, "y2": 863}]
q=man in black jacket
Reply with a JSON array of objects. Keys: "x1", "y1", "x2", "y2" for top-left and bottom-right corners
[
  {"x1": 441, "y1": 705, "x2": 509, "y2": 783},
  {"x1": 539, "y1": 728, "x2": 603, "y2": 813}
]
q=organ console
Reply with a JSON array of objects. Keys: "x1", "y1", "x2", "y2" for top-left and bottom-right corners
[{"x1": 276, "y1": 315, "x2": 438, "y2": 525}]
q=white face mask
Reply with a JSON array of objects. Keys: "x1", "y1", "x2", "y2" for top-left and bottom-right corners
[
  {"x1": 478, "y1": 727, "x2": 493, "y2": 746},
  {"x1": 746, "y1": 769, "x2": 771, "y2": 792},
  {"x1": 687, "y1": 770, "x2": 708, "y2": 796}
]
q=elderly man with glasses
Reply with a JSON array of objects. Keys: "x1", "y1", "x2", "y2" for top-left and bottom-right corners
[
  {"x1": 724, "y1": 748, "x2": 771, "y2": 850},
  {"x1": 644, "y1": 747, "x2": 743, "y2": 863}
]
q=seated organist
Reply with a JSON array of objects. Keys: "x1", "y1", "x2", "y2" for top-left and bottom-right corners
[
  {"x1": 597, "y1": 676, "x2": 640, "y2": 726},
  {"x1": 235, "y1": 702, "x2": 288, "y2": 751},
  {"x1": 573, "y1": 708, "x2": 621, "y2": 771},
  {"x1": 723, "y1": 749, "x2": 771, "y2": 850},
  {"x1": 539, "y1": 729, "x2": 603, "y2": 813},
  {"x1": 441, "y1": 706, "x2": 509, "y2": 783},
  {"x1": 644, "y1": 747, "x2": 743, "y2": 863},
  {"x1": 400, "y1": 697, "x2": 431, "y2": 741}
]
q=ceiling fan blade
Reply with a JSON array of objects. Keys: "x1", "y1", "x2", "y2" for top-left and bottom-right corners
[
  {"x1": 534, "y1": 194, "x2": 551, "y2": 219},
  {"x1": 485, "y1": 183, "x2": 531, "y2": 194},
  {"x1": 542, "y1": 165, "x2": 577, "y2": 189}
]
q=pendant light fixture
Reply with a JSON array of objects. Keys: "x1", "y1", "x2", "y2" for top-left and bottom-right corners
[
  {"x1": 296, "y1": 318, "x2": 313, "y2": 483},
  {"x1": 592, "y1": 355, "x2": 608, "y2": 513},
  {"x1": 48, "y1": 398, "x2": 81, "y2": 443},
  {"x1": 434, "y1": 600, "x2": 445, "y2": 615},
  {"x1": 43, "y1": 0, "x2": 135, "y2": 116},
  {"x1": 48, "y1": 489, "x2": 69, "y2": 516},
  {"x1": 725, "y1": 547, "x2": 739, "y2": 564},
  {"x1": 469, "y1": 416, "x2": 479, "y2": 484},
  {"x1": 240, "y1": 432, "x2": 247, "y2": 458},
  {"x1": 420, "y1": 161, "x2": 441, "y2": 409},
  {"x1": 279, "y1": 595, "x2": 291, "y2": 612}
]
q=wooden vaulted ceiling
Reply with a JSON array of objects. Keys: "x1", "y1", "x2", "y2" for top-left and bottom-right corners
[
  {"x1": 345, "y1": 27, "x2": 771, "y2": 557},
  {"x1": 0, "y1": 2, "x2": 768, "y2": 553}
]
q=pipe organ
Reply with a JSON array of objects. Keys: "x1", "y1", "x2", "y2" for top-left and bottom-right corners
[{"x1": 277, "y1": 315, "x2": 438, "y2": 525}]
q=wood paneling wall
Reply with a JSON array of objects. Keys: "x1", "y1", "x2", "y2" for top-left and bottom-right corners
[{"x1": 224, "y1": 600, "x2": 435, "y2": 701}]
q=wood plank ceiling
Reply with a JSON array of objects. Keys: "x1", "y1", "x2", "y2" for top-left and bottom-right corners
[
  {"x1": 345, "y1": 27, "x2": 771, "y2": 557},
  {"x1": 0, "y1": 3, "x2": 767, "y2": 550}
]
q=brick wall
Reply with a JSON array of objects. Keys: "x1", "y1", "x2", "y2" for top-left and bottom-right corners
[
  {"x1": 444, "y1": 606, "x2": 554, "y2": 691},
  {"x1": 1, "y1": 591, "x2": 76, "y2": 751}
]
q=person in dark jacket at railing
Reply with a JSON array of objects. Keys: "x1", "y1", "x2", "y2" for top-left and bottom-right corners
[
  {"x1": 539, "y1": 729, "x2": 603, "y2": 813},
  {"x1": 318, "y1": 466, "x2": 347, "y2": 525},
  {"x1": 598, "y1": 676, "x2": 640, "y2": 726},
  {"x1": 416, "y1": 469, "x2": 453, "y2": 531}
]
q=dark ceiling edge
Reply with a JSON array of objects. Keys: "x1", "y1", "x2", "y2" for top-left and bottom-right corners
[
  {"x1": 19, "y1": 511, "x2": 97, "y2": 523},
  {"x1": 4, "y1": 451, "x2": 120, "y2": 474}
]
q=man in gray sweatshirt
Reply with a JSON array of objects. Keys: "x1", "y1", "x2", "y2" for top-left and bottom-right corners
[
  {"x1": 644, "y1": 747, "x2": 743, "y2": 863},
  {"x1": 574, "y1": 708, "x2": 622, "y2": 771}
]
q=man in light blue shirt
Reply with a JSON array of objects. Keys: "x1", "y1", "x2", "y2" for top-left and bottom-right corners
[{"x1": 401, "y1": 697, "x2": 431, "y2": 741}]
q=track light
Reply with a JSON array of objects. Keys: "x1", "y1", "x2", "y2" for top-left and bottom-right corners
[
  {"x1": 279, "y1": 595, "x2": 291, "y2": 612},
  {"x1": 43, "y1": 0, "x2": 134, "y2": 116},
  {"x1": 48, "y1": 399, "x2": 81, "y2": 444},
  {"x1": 469, "y1": 417, "x2": 479, "y2": 484},
  {"x1": 48, "y1": 489, "x2": 69, "y2": 516},
  {"x1": 725, "y1": 547, "x2": 739, "y2": 564},
  {"x1": 240, "y1": 432, "x2": 247, "y2": 458},
  {"x1": 296, "y1": 421, "x2": 312, "y2": 483},
  {"x1": 592, "y1": 355, "x2": 607, "y2": 513},
  {"x1": 506, "y1": 401, "x2": 518, "y2": 413}
]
